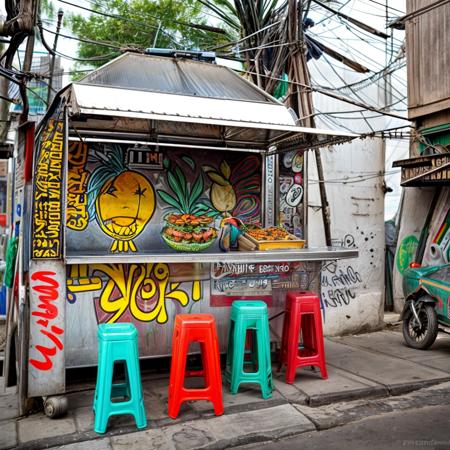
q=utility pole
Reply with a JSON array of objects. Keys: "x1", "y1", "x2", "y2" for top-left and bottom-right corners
[
  {"x1": 20, "y1": 0, "x2": 41, "y2": 123},
  {"x1": 0, "y1": 42, "x2": 10, "y2": 145},
  {"x1": 292, "y1": 0, "x2": 332, "y2": 246},
  {"x1": 47, "y1": 8, "x2": 63, "y2": 106}
]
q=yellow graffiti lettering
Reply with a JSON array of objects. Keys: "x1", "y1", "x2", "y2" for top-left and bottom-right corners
[
  {"x1": 67, "y1": 265, "x2": 102, "y2": 292},
  {"x1": 66, "y1": 141, "x2": 89, "y2": 231},
  {"x1": 192, "y1": 281, "x2": 201, "y2": 301},
  {"x1": 66, "y1": 263, "x2": 203, "y2": 324}
]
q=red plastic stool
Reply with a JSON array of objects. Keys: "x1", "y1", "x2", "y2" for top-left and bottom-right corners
[
  {"x1": 168, "y1": 314, "x2": 224, "y2": 418},
  {"x1": 279, "y1": 291, "x2": 328, "y2": 384}
]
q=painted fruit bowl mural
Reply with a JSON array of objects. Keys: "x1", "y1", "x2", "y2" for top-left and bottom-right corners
[
  {"x1": 162, "y1": 214, "x2": 217, "y2": 251},
  {"x1": 157, "y1": 154, "x2": 262, "y2": 252},
  {"x1": 157, "y1": 156, "x2": 218, "y2": 252}
]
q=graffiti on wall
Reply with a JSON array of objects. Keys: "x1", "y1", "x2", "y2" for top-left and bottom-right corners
[
  {"x1": 87, "y1": 145, "x2": 156, "y2": 253},
  {"x1": 430, "y1": 210, "x2": 450, "y2": 264},
  {"x1": 396, "y1": 235, "x2": 419, "y2": 274},
  {"x1": 202, "y1": 156, "x2": 261, "y2": 222},
  {"x1": 67, "y1": 263, "x2": 203, "y2": 324},
  {"x1": 67, "y1": 146, "x2": 262, "y2": 255},
  {"x1": 67, "y1": 141, "x2": 89, "y2": 231},
  {"x1": 29, "y1": 270, "x2": 64, "y2": 371},
  {"x1": 157, "y1": 156, "x2": 213, "y2": 217},
  {"x1": 321, "y1": 233, "x2": 362, "y2": 309},
  {"x1": 32, "y1": 119, "x2": 64, "y2": 258},
  {"x1": 321, "y1": 262, "x2": 363, "y2": 308},
  {"x1": 279, "y1": 150, "x2": 304, "y2": 237}
]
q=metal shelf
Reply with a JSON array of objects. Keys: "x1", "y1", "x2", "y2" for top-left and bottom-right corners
[{"x1": 64, "y1": 247, "x2": 358, "y2": 265}]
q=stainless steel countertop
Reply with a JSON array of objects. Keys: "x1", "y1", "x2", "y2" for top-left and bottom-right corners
[{"x1": 64, "y1": 247, "x2": 358, "y2": 265}]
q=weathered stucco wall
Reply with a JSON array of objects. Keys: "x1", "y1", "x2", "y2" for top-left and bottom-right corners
[{"x1": 307, "y1": 138, "x2": 386, "y2": 336}]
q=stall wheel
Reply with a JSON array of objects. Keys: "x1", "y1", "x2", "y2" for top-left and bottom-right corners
[{"x1": 43, "y1": 396, "x2": 68, "y2": 419}]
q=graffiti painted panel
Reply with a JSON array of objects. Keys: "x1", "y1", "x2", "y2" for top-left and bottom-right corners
[
  {"x1": 396, "y1": 235, "x2": 419, "y2": 274},
  {"x1": 321, "y1": 262, "x2": 363, "y2": 308},
  {"x1": 66, "y1": 141, "x2": 89, "y2": 231},
  {"x1": 422, "y1": 191, "x2": 450, "y2": 266},
  {"x1": 28, "y1": 260, "x2": 65, "y2": 396},
  {"x1": 66, "y1": 263, "x2": 207, "y2": 324},
  {"x1": 210, "y1": 262, "x2": 311, "y2": 306},
  {"x1": 279, "y1": 150, "x2": 304, "y2": 237},
  {"x1": 32, "y1": 119, "x2": 64, "y2": 259},
  {"x1": 66, "y1": 143, "x2": 262, "y2": 255}
]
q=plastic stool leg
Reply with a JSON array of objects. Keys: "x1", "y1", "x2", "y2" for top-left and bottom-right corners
[
  {"x1": 94, "y1": 358, "x2": 114, "y2": 434},
  {"x1": 278, "y1": 311, "x2": 290, "y2": 372},
  {"x1": 258, "y1": 319, "x2": 272, "y2": 399},
  {"x1": 206, "y1": 330, "x2": 224, "y2": 416},
  {"x1": 286, "y1": 310, "x2": 301, "y2": 385},
  {"x1": 314, "y1": 311, "x2": 328, "y2": 379},
  {"x1": 225, "y1": 320, "x2": 235, "y2": 384},
  {"x1": 168, "y1": 332, "x2": 188, "y2": 419},
  {"x1": 230, "y1": 320, "x2": 246, "y2": 395},
  {"x1": 127, "y1": 348, "x2": 147, "y2": 429},
  {"x1": 200, "y1": 341, "x2": 210, "y2": 387}
]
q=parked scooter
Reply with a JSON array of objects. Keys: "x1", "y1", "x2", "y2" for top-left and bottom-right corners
[{"x1": 401, "y1": 263, "x2": 450, "y2": 349}]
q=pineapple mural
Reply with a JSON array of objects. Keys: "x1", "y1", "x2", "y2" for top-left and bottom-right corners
[{"x1": 87, "y1": 145, "x2": 156, "y2": 253}]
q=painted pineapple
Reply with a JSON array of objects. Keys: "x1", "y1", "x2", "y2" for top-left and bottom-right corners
[
  {"x1": 203, "y1": 161, "x2": 236, "y2": 215},
  {"x1": 87, "y1": 145, "x2": 155, "y2": 253}
]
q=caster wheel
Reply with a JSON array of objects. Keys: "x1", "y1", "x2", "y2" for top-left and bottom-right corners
[{"x1": 44, "y1": 396, "x2": 68, "y2": 419}]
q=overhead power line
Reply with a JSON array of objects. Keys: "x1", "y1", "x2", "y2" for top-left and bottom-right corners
[
  {"x1": 389, "y1": 0, "x2": 450, "y2": 28},
  {"x1": 235, "y1": 67, "x2": 409, "y2": 122},
  {"x1": 312, "y1": 0, "x2": 389, "y2": 39},
  {"x1": 57, "y1": 0, "x2": 226, "y2": 35}
]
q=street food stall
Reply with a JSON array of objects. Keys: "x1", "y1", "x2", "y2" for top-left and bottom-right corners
[{"x1": 8, "y1": 53, "x2": 358, "y2": 415}]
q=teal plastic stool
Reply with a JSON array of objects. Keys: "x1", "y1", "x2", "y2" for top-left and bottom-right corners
[
  {"x1": 93, "y1": 323, "x2": 147, "y2": 433},
  {"x1": 225, "y1": 301, "x2": 273, "y2": 399}
]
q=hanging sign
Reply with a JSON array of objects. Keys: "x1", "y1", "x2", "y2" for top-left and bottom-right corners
[{"x1": 32, "y1": 119, "x2": 65, "y2": 259}]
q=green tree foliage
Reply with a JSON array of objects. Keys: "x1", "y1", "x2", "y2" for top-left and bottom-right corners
[{"x1": 55, "y1": 0, "x2": 229, "y2": 69}]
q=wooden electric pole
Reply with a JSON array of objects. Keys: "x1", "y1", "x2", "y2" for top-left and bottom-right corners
[
  {"x1": 47, "y1": 8, "x2": 63, "y2": 106},
  {"x1": 287, "y1": 0, "x2": 332, "y2": 246}
]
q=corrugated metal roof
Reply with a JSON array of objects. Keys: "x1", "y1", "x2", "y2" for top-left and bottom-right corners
[
  {"x1": 69, "y1": 83, "x2": 298, "y2": 127},
  {"x1": 79, "y1": 53, "x2": 272, "y2": 103},
  {"x1": 61, "y1": 53, "x2": 357, "y2": 151}
]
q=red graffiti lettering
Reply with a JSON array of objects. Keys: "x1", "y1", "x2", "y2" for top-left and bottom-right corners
[
  {"x1": 29, "y1": 344, "x2": 57, "y2": 371},
  {"x1": 31, "y1": 271, "x2": 59, "y2": 320},
  {"x1": 29, "y1": 270, "x2": 64, "y2": 371}
]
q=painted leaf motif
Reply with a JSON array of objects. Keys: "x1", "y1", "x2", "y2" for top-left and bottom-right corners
[
  {"x1": 191, "y1": 203, "x2": 210, "y2": 214},
  {"x1": 219, "y1": 160, "x2": 231, "y2": 179},
  {"x1": 234, "y1": 175, "x2": 260, "y2": 194},
  {"x1": 167, "y1": 171, "x2": 187, "y2": 211},
  {"x1": 202, "y1": 165, "x2": 216, "y2": 174},
  {"x1": 233, "y1": 194, "x2": 260, "y2": 222},
  {"x1": 189, "y1": 175, "x2": 204, "y2": 209},
  {"x1": 157, "y1": 190, "x2": 182, "y2": 211},
  {"x1": 206, "y1": 172, "x2": 228, "y2": 186},
  {"x1": 175, "y1": 167, "x2": 187, "y2": 199},
  {"x1": 230, "y1": 155, "x2": 260, "y2": 185},
  {"x1": 181, "y1": 156, "x2": 195, "y2": 171}
]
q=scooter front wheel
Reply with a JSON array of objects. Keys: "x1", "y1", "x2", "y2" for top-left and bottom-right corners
[{"x1": 402, "y1": 304, "x2": 438, "y2": 350}]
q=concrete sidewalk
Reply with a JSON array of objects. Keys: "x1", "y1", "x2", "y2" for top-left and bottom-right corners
[{"x1": 2, "y1": 329, "x2": 450, "y2": 450}]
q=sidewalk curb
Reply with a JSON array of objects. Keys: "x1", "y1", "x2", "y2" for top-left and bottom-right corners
[
  {"x1": 8, "y1": 379, "x2": 450, "y2": 450},
  {"x1": 306, "y1": 385, "x2": 389, "y2": 406}
]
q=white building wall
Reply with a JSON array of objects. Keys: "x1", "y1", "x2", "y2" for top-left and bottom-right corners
[{"x1": 307, "y1": 137, "x2": 386, "y2": 335}]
